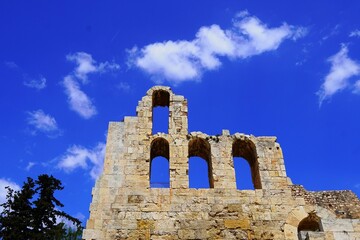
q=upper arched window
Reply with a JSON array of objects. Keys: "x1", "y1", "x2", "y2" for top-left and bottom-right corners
[
  {"x1": 150, "y1": 137, "x2": 170, "y2": 188},
  {"x1": 152, "y1": 90, "x2": 170, "y2": 134},
  {"x1": 232, "y1": 139, "x2": 261, "y2": 189},
  {"x1": 188, "y1": 138, "x2": 214, "y2": 188},
  {"x1": 152, "y1": 90, "x2": 170, "y2": 107}
]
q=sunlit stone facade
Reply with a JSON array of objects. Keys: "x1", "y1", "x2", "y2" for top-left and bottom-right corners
[{"x1": 83, "y1": 86, "x2": 360, "y2": 240}]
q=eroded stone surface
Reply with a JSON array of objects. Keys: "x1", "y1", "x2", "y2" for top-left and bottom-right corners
[{"x1": 83, "y1": 86, "x2": 360, "y2": 240}]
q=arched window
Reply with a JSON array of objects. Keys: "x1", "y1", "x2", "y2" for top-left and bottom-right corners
[
  {"x1": 150, "y1": 138, "x2": 170, "y2": 188},
  {"x1": 233, "y1": 157, "x2": 253, "y2": 190},
  {"x1": 298, "y1": 212, "x2": 322, "y2": 240},
  {"x1": 232, "y1": 139, "x2": 261, "y2": 189},
  {"x1": 188, "y1": 138, "x2": 213, "y2": 188},
  {"x1": 152, "y1": 90, "x2": 170, "y2": 134}
]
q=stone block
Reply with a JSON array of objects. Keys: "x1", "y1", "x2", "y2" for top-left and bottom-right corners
[
  {"x1": 322, "y1": 219, "x2": 354, "y2": 232},
  {"x1": 224, "y1": 219, "x2": 250, "y2": 229}
]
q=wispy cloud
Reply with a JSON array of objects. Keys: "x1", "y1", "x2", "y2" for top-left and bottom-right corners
[
  {"x1": 117, "y1": 82, "x2": 131, "y2": 92},
  {"x1": 349, "y1": 29, "x2": 360, "y2": 38},
  {"x1": 27, "y1": 109, "x2": 62, "y2": 137},
  {"x1": 321, "y1": 24, "x2": 341, "y2": 42},
  {"x1": 57, "y1": 142, "x2": 105, "y2": 180},
  {"x1": 63, "y1": 52, "x2": 119, "y2": 118},
  {"x1": 128, "y1": 11, "x2": 306, "y2": 84},
  {"x1": 23, "y1": 76, "x2": 47, "y2": 90},
  {"x1": 66, "y1": 52, "x2": 120, "y2": 84},
  {"x1": 353, "y1": 80, "x2": 360, "y2": 94},
  {"x1": 318, "y1": 45, "x2": 360, "y2": 105},
  {"x1": 25, "y1": 162, "x2": 36, "y2": 171},
  {"x1": 0, "y1": 178, "x2": 20, "y2": 212},
  {"x1": 62, "y1": 75, "x2": 97, "y2": 119},
  {"x1": 4, "y1": 61, "x2": 19, "y2": 69},
  {"x1": 4, "y1": 62, "x2": 47, "y2": 90}
]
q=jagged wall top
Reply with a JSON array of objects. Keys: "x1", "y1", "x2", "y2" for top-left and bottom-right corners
[{"x1": 102, "y1": 86, "x2": 290, "y2": 190}]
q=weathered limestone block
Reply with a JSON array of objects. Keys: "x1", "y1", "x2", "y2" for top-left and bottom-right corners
[
  {"x1": 322, "y1": 219, "x2": 354, "y2": 232},
  {"x1": 224, "y1": 219, "x2": 250, "y2": 229}
]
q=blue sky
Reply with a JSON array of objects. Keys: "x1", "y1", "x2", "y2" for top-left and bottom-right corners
[{"x1": 1, "y1": 1, "x2": 360, "y2": 224}]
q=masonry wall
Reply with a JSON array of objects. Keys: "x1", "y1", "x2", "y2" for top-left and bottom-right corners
[{"x1": 83, "y1": 86, "x2": 360, "y2": 240}]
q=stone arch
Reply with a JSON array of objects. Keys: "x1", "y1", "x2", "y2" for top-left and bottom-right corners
[
  {"x1": 232, "y1": 138, "x2": 261, "y2": 189},
  {"x1": 297, "y1": 212, "x2": 322, "y2": 240},
  {"x1": 298, "y1": 211, "x2": 322, "y2": 231},
  {"x1": 188, "y1": 137, "x2": 214, "y2": 188},
  {"x1": 146, "y1": 86, "x2": 173, "y2": 98},
  {"x1": 150, "y1": 137, "x2": 170, "y2": 187},
  {"x1": 284, "y1": 206, "x2": 335, "y2": 240},
  {"x1": 152, "y1": 89, "x2": 170, "y2": 108}
]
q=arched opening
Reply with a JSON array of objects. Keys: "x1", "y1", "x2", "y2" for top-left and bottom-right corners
[
  {"x1": 188, "y1": 157, "x2": 210, "y2": 188},
  {"x1": 188, "y1": 138, "x2": 213, "y2": 188},
  {"x1": 233, "y1": 157, "x2": 253, "y2": 190},
  {"x1": 152, "y1": 90, "x2": 170, "y2": 134},
  {"x1": 150, "y1": 137, "x2": 170, "y2": 188},
  {"x1": 298, "y1": 212, "x2": 322, "y2": 240},
  {"x1": 232, "y1": 139, "x2": 261, "y2": 189},
  {"x1": 150, "y1": 157, "x2": 169, "y2": 188}
]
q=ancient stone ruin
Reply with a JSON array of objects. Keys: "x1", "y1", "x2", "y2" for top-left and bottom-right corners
[{"x1": 83, "y1": 86, "x2": 360, "y2": 240}]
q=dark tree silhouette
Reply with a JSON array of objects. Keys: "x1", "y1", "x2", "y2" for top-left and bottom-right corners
[
  {"x1": 0, "y1": 177, "x2": 35, "y2": 239},
  {"x1": 0, "y1": 174, "x2": 82, "y2": 240}
]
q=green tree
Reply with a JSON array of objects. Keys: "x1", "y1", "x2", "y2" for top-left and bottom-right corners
[
  {"x1": 0, "y1": 174, "x2": 82, "y2": 240},
  {"x1": 0, "y1": 177, "x2": 35, "y2": 239},
  {"x1": 63, "y1": 226, "x2": 84, "y2": 240}
]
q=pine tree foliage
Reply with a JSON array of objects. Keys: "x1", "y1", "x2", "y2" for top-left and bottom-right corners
[{"x1": 0, "y1": 174, "x2": 82, "y2": 240}]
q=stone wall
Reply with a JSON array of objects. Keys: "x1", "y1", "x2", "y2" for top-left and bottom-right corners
[
  {"x1": 83, "y1": 86, "x2": 360, "y2": 240},
  {"x1": 291, "y1": 185, "x2": 360, "y2": 219}
]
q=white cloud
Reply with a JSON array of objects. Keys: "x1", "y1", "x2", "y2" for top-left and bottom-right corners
[
  {"x1": 235, "y1": 10, "x2": 250, "y2": 18},
  {"x1": 349, "y1": 29, "x2": 360, "y2": 38},
  {"x1": 231, "y1": 17, "x2": 302, "y2": 57},
  {"x1": 25, "y1": 162, "x2": 36, "y2": 171},
  {"x1": 132, "y1": 41, "x2": 201, "y2": 82},
  {"x1": 0, "y1": 178, "x2": 20, "y2": 212},
  {"x1": 67, "y1": 52, "x2": 97, "y2": 82},
  {"x1": 66, "y1": 52, "x2": 120, "y2": 83},
  {"x1": 63, "y1": 52, "x2": 119, "y2": 118},
  {"x1": 353, "y1": 80, "x2": 360, "y2": 94},
  {"x1": 57, "y1": 142, "x2": 105, "y2": 180},
  {"x1": 23, "y1": 76, "x2": 47, "y2": 90},
  {"x1": 129, "y1": 12, "x2": 305, "y2": 84},
  {"x1": 62, "y1": 75, "x2": 97, "y2": 119},
  {"x1": 27, "y1": 109, "x2": 62, "y2": 137},
  {"x1": 318, "y1": 45, "x2": 360, "y2": 104}
]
